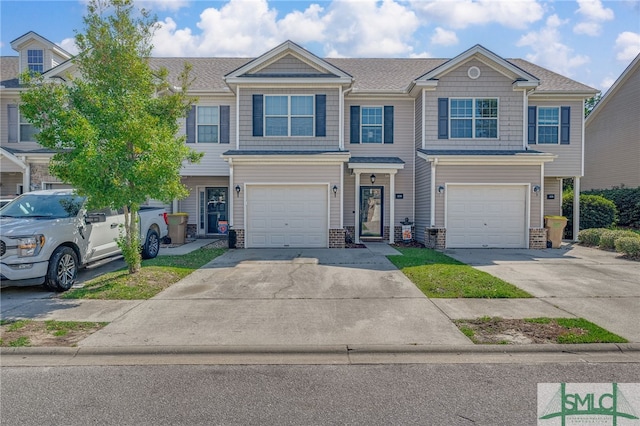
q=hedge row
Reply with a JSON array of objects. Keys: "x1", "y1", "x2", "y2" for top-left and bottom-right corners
[
  {"x1": 583, "y1": 187, "x2": 640, "y2": 229},
  {"x1": 562, "y1": 191, "x2": 618, "y2": 238},
  {"x1": 577, "y1": 228, "x2": 640, "y2": 258}
]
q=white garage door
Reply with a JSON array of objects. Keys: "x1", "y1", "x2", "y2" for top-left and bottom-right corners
[
  {"x1": 446, "y1": 185, "x2": 527, "y2": 248},
  {"x1": 247, "y1": 185, "x2": 328, "y2": 248}
]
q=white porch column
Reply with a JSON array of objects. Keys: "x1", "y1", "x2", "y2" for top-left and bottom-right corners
[
  {"x1": 389, "y1": 173, "x2": 395, "y2": 244},
  {"x1": 355, "y1": 172, "x2": 361, "y2": 243},
  {"x1": 23, "y1": 165, "x2": 30, "y2": 193},
  {"x1": 573, "y1": 176, "x2": 580, "y2": 241}
]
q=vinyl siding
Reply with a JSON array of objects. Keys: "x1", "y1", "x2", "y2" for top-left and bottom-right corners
[
  {"x1": 178, "y1": 97, "x2": 235, "y2": 176},
  {"x1": 1, "y1": 97, "x2": 45, "y2": 150},
  {"x1": 255, "y1": 55, "x2": 327, "y2": 75},
  {"x1": 233, "y1": 163, "x2": 341, "y2": 229},
  {"x1": 179, "y1": 176, "x2": 230, "y2": 227},
  {"x1": 343, "y1": 98, "x2": 414, "y2": 228},
  {"x1": 435, "y1": 164, "x2": 542, "y2": 227},
  {"x1": 544, "y1": 177, "x2": 562, "y2": 217},
  {"x1": 424, "y1": 59, "x2": 524, "y2": 150},
  {"x1": 239, "y1": 88, "x2": 340, "y2": 150},
  {"x1": 0, "y1": 173, "x2": 23, "y2": 197},
  {"x1": 529, "y1": 100, "x2": 584, "y2": 177},
  {"x1": 583, "y1": 67, "x2": 640, "y2": 189},
  {"x1": 414, "y1": 158, "x2": 431, "y2": 243}
]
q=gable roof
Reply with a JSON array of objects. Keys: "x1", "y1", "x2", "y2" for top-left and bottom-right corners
[
  {"x1": 414, "y1": 44, "x2": 539, "y2": 89},
  {"x1": 586, "y1": 53, "x2": 640, "y2": 125},
  {"x1": 10, "y1": 31, "x2": 72, "y2": 59},
  {"x1": 225, "y1": 40, "x2": 352, "y2": 85}
]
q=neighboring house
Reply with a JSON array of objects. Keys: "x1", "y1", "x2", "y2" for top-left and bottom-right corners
[
  {"x1": 583, "y1": 54, "x2": 640, "y2": 190},
  {"x1": 1, "y1": 32, "x2": 598, "y2": 248}
]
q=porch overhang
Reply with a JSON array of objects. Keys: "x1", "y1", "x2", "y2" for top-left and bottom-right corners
[
  {"x1": 221, "y1": 150, "x2": 351, "y2": 165},
  {"x1": 416, "y1": 149, "x2": 556, "y2": 166}
]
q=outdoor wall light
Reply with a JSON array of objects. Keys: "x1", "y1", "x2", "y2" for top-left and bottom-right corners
[
  {"x1": 437, "y1": 185, "x2": 445, "y2": 193},
  {"x1": 235, "y1": 185, "x2": 241, "y2": 197},
  {"x1": 332, "y1": 185, "x2": 338, "y2": 197},
  {"x1": 370, "y1": 174, "x2": 376, "y2": 184},
  {"x1": 533, "y1": 185, "x2": 541, "y2": 194}
]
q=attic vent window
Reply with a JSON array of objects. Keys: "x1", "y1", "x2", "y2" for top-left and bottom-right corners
[{"x1": 467, "y1": 66, "x2": 481, "y2": 80}]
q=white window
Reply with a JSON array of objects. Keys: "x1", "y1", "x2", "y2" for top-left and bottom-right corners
[
  {"x1": 265, "y1": 95, "x2": 314, "y2": 137},
  {"x1": 450, "y1": 98, "x2": 498, "y2": 139},
  {"x1": 27, "y1": 49, "x2": 43, "y2": 74},
  {"x1": 20, "y1": 112, "x2": 39, "y2": 142},
  {"x1": 361, "y1": 107, "x2": 383, "y2": 143},
  {"x1": 537, "y1": 107, "x2": 559, "y2": 144},
  {"x1": 196, "y1": 106, "x2": 219, "y2": 143}
]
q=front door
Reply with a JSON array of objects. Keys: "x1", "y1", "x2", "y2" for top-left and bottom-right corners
[
  {"x1": 360, "y1": 186, "x2": 383, "y2": 238},
  {"x1": 203, "y1": 187, "x2": 228, "y2": 234}
]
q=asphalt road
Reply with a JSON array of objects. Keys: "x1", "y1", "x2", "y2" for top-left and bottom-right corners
[{"x1": 2, "y1": 363, "x2": 639, "y2": 425}]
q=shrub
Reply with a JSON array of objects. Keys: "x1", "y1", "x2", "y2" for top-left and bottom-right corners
[
  {"x1": 577, "y1": 228, "x2": 607, "y2": 246},
  {"x1": 599, "y1": 230, "x2": 639, "y2": 250},
  {"x1": 615, "y1": 236, "x2": 640, "y2": 258},
  {"x1": 563, "y1": 191, "x2": 618, "y2": 238},
  {"x1": 584, "y1": 187, "x2": 640, "y2": 229}
]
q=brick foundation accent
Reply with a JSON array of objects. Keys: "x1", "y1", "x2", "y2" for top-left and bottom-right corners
[
  {"x1": 234, "y1": 229, "x2": 245, "y2": 248},
  {"x1": 329, "y1": 229, "x2": 346, "y2": 248},
  {"x1": 186, "y1": 224, "x2": 197, "y2": 238},
  {"x1": 425, "y1": 227, "x2": 446, "y2": 249},
  {"x1": 529, "y1": 228, "x2": 547, "y2": 249}
]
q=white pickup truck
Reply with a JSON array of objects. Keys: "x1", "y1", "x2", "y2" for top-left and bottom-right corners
[{"x1": 0, "y1": 189, "x2": 169, "y2": 291}]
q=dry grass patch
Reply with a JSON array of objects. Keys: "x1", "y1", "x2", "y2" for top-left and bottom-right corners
[{"x1": 0, "y1": 320, "x2": 107, "y2": 347}]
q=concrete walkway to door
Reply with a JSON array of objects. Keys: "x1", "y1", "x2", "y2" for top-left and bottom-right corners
[{"x1": 77, "y1": 245, "x2": 472, "y2": 348}]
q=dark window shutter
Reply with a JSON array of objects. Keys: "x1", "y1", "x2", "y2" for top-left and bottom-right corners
[
  {"x1": 8, "y1": 104, "x2": 18, "y2": 143},
  {"x1": 219, "y1": 105, "x2": 230, "y2": 144},
  {"x1": 527, "y1": 106, "x2": 537, "y2": 144},
  {"x1": 383, "y1": 106, "x2": 394, "y2": 144},
  {"x1": 560, "y1": 106, "x2": 570, "y2": 144},
  {"x1": 252, "y1": 94, "x2": 263, "y2": 137},
  {"x1": 315, "y1": 95, "x2": 326, "y2": 137},
  {"x1": 437, "y1": 98, "x2": 448, "y2": 139},
  {"x1": 186, "y1": 106, "x2": 196, "y2": 143},
  {"x1": 350, "y1": 105, "x2": 360, "y2": 144}
]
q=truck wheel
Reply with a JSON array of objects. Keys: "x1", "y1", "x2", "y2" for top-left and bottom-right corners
[
  {"x1": 46, "y1": 246, "x2": 78, "y2": 292},
  {"x1": 141, "y1": 230, "x2": 160, "y2": 259}
]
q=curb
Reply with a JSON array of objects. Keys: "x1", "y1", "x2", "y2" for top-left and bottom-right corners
[{"x1": 2, "y1": 343, "x2": 639, "y2": 357}]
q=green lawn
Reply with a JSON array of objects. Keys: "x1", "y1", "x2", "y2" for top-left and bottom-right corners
[
  {"x1": 62, "y1": 246, "x2": 226, "y2": 300},
  {"x1": 388, "y1": 247, "x2": 531, "y2": 298}
]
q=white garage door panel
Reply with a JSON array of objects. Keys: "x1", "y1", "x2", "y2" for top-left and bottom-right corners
[
  {"x1": 247, "y1": 185, "x2": 328, "y2": 248},
  {"x1": 447, "y1": 185, "x2": 526, "y2": 248}
]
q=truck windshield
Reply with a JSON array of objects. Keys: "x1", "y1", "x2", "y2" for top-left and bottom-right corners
[{"x1": 0, "y1": 194, "x2": 86, "y2": 219}]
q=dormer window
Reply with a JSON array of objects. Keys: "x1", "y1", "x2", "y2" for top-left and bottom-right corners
[{"x1": 27, "y1": 49, "x2": 44, "y2": 74}]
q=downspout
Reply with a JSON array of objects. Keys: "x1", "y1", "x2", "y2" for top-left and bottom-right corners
[
  {"x1": 340, "y1": 87, "x2": 353, "y2": 151},
  {"x1": 430, "y1": 158, "x2": 437, "y2": 227},
  {"x1": 422, "y1": 89, "x2": 426, "y2": 149},
  {"x1": 236, "y1": 86, "x2": 241, "y2": 150},
  {"x1": 228, "y1": 158, "x2": 234, "y2": 228}
]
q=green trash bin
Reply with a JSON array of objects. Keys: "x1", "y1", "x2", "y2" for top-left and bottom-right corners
[
  {"x1": 544, "y1": 215, "x2": 567, "y2": 249},
  {"x1": 167, "y1": 213, "x2": 189, "y2": 244}
]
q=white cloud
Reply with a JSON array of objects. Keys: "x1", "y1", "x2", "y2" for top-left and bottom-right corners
[
  {"x1": 151, "y1": 0, "x2": 421, "y2": 58},
  {"x1": 321, "y1": 0, "x2": 420, "y2": 57},
  {"x1": 615, "y1": 31, "x2": 640, "y2": 61},
  {"x1": 138, "y1": 1, "x2": 190, "y2": 12},
  {"x1": 573, "y1": 0, "x2": 614, "y2": 36},
  {"x1": 59, "y1": 38, "x2": 79, "y2": 55},
  {"x1": 410, "y1": 0, "x2": 544, "y2": 30},
  {"x1": 599, "y1": 76, "x2": 616, "y2": 92},
  {"x1": 430, "y1": 27, "x2": 458, "y2": 46},
  {"x1": 517, "y1": 14, "x2": 590, "y2": 77},
  {"x1": 575, "y1": 0, "x2": 614, "y2": 21}
]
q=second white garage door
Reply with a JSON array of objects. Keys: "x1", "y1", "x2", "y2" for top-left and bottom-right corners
[
  {"x1": 247, "y1": 185, "x2": 328, "y2": 248},
  {"x1": 446, "y1": 185, "x2": 527, "y2": 248}
]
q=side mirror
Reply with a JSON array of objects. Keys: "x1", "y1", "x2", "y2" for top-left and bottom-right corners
[{"x1": 85, "y1": 212, "x2": 107, "y2": 224}]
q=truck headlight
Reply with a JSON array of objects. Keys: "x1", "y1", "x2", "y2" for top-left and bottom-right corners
[{"x1": 17, "y1": 235, "x2": 46, "y2": 257}]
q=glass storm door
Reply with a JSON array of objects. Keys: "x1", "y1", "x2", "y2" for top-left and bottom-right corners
[
  {"x1": 205, "y1": 187, "x2": 228, "y2": 234},
  {"x1": 360, "y1": 186, "x2": 383, "y2": 238}
]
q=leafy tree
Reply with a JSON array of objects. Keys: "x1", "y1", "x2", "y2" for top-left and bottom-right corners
[
  {"x1": 584, "y1": 94, "x2": 602, "y2": 117},
  {"x1": 20, "y1": 0, "x2": 202, "y2": 273}
]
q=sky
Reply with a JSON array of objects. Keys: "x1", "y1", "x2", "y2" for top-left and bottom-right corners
[{"x1": 1, "y1": 0, "x2": 639, "y2": 93}]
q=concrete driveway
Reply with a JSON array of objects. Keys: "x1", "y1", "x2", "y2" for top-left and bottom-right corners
[
  {"x1": 440, "y1": 243, "x2": 640, "y2": 342},
  {"x1": 79, "y1": 246, "x2": 472, "y2": 348}
]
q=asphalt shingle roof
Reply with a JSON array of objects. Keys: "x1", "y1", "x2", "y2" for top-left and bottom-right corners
[{"x1": 1, "y1": 54, "x2": 597, "y2": 94}]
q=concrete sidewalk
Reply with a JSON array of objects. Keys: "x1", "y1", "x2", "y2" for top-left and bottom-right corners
[{"x1": 2, "y1": 240, "x2": 639, "y2": 363}]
